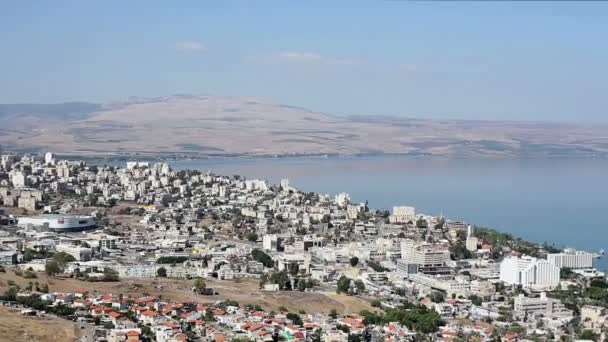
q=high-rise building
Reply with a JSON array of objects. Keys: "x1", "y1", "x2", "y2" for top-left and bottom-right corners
[
  {"x1": 500, "y1": 255, "x2": 560, "y2": 290},
  {"x1": 263, "y1": 234, "x2": 279, "y2": 251},
  {"x1": 547, "y1": 249, "x2": 594, "y2": 269},
  {"x1": 44, "y1": 152, "x2": 55, "y2": 165}
]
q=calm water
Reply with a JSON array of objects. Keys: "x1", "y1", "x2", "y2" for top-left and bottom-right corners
[{"x1": 170, "y1": 155, "x2": 608, "y2": 269}]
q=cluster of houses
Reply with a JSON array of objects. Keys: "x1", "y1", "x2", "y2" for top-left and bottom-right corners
[{"x1": 1, "y1": 153, "x2": 607, "y2": 341}]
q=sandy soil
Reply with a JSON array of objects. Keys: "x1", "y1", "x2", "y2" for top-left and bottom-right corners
[
  {"x1": 0, "y1": 306, "x2": 80, "y2": 342},
  {"x1": 0, "y1": 270, "x2": 373, "y2": 314}
]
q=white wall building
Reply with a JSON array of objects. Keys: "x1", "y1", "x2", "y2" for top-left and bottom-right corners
[
  {"x1": 547, "y1": 249, "x2": 594, "y2": 269},
  {"x1": 56, "y1": 244, "x2": 92, "y2": 261},
  {"x1": 500, "y1": 255, "x2": 560, "y2": 290},
  {"x1": 400, "y1": 239, "x2": 450, "y2": 268},
  {"x1": 513, "y1": 292, "x2": 572, "y2": 320},
  {"x1": 263, "y1": 234, "x2": 279, "y2": 251},
  {"x1": 389, "y1": 206, "x2": 416, "y2": 224}
]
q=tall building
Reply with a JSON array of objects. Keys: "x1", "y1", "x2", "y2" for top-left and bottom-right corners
[
  {"x1": 547, "y1": 249, "x2": 594, "y2": 269},
  {"x1": 400, "y1": 239, "x2": 450, "y2": 268},
  {"x1": 44, "y1": 152, "x2": 55, "y2": 165},
  {"x1": 263, "y1": 234, "x2": 279, "y2": 251},
  {"x1": 500, "y1": 255, "x2": 560, "y2": 290}
]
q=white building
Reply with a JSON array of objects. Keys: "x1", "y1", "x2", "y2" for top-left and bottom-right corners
[
  {"x1": 499, "y1": 255, "x2": 560, "y2": 290},
  {"x1": 547, "y1": 249, "x2": 594, "y2": 269},
  {"x1": 334, "y1": 192, "x2": 350, "y2": 207},
  {"x1": 466, "y1": 237, "x2": 479, "y2": 252},
  {"x1": 276, "y1": 253, "x2": 310, "y2": 274},
  {"x1": 389, "y1": 206, "x2": 416, "y2": 224},
  {"x1": 263, "y1": 234, "x2": 279, "y2": 251},
  {"x1": 56, "y1": 244, "x2": 92, "y2": 261},
  {"x1": 513, "y1": 293, "x2": 572, "y2": 319},
  {"x1": 400, "y1": 239, "x2": 450, "y2": 268},
  {"x1": 11, "y1": 172, "x2": 26, "y2": 188},
  {"x1": 44, "y1": 152, "x2": 55, "y2": 165}
]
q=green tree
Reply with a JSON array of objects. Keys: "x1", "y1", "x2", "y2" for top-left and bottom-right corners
[
  {"x1": 337, "y1": 276, "x2": 352, "y2": 294},
  {"x1": 329, "y1": 309, "x2": 338, "y2": 319},
  {"x1": 45, "y1": 260, "x2": 62, "y2": 276},
  {"x1": 354, "y1": 280, "x2": 365, "y2": 293},
  {"x1": 102, "y1": 267, "x2": 119, "y2": 281},
  {"x1": 251, "y1": 249, "x2": 274, "y2": 268},
  {"x1": 430, "y1": 291, "x2": 445, "y2": 303},
  {"x1": 297, "y1": 279, "x2": 307, "y2": 292},
  {"x1": 288, "y1": 262, "x2": 299, "y2": 276},
  {"x1": 193, "y1": 279, "x2": 207, "y2": 294},
  {"x1": 246, "y1": 232, "x2": 259, "y2": 242},
  {"x1": 157, "y1": 267, "x2": 167, "y2": 277},
  {"x1": 286, "y1": 312, "x2": 303, "y2": 326},
  {"x1": 469, "y1": 295, "x2": 483, "y2": 306},
  {"x1": 349, "y1": 257, "x2": 359, "y2": 267},
  {"x1": 52, "y1": 252, "x2": 76, "y2": 266}
]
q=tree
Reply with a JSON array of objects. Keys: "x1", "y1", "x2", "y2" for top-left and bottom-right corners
[
  {"x1": 99, "y1": 268, "x2": 119, "y2": 281},
  {"x1": 579, "y1": 330, "x2": 597, "y2": 341},
  {"x1": 193, "y1": 279, "x2": 207, "y2": 294},
  {"x1": 297, "y1": 279, "x2": 307, "y2": 292},
  {"x1": 52, "y1": 252, "x2": 76, "y2": 266},
  {"x1": 354, "y1": 280, "x2": 365, "y2": 293},
  {"x1": 45, "y1": 260, "x2": 62, "y2": 276},
  {"x1": 430, "y1": 291, "x2": 445, "y2": 303},
  {"x1": 23, "y1": 270, "x2": 37, "y2": 279},
  {"x1": 251, "y1": 249, "x2": 274, "y2": 268},
  {"x1": 287, "y1": 312, "x2": 303, "y2": 326},
  {"x1": 469, "y1": 295, "x2": 483, "y2": 306},
  {"x1": 367, "y1": 261, "x2": 388, "y2": 272},
  {"x1": 311, "y1": 328, "x2": 323, "y2": 342},
  {"x1": 157, "y1": 267, "x2": 167, "y2": 277},
  {"x1": 270, "y1": 271, "x2": 292, "y2": 290},
  {"x1": 246, "y1": 232, "x2": 258, "y2": 242},
  {"x1": 337, "y1": 276, "x2": 352, "y2": 294},
  {"x1": 560, "y1": 267, "x2": 573, "y2": 279},
  {"x1": 349, "y1": 257, "x2": 359, "y2": 267},
  {"x1": 288, "y1": 262, "x2": 299, "y2": 276},
  {"x1": 348, "y1": 334, "x2": 361, "y2": 342},
  {"x1": 329, "y1": 309, "x2": 338, "y2": 319}
]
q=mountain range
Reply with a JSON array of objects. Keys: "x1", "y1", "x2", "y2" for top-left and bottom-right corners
[{"x1": 1, "y1": 95, "x2": 607, "y2": 158}]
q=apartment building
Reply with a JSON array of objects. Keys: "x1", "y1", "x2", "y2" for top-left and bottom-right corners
[
  {"x1": 499, "y1": 255, "x2": 560, "y2": 290},
  {"x1": 547, "y1": 249, "x2": 594, "y2": 269}
]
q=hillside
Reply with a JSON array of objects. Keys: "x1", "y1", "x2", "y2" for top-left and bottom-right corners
[{"x1": 1, "y1": 95, "x2": 607, "y2": 157}]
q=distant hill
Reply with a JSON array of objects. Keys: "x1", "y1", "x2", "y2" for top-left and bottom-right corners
[
  {"x1": 0, "y1": 102, "x2": 102, "y2": 120},
  {"x1": 0, "y1": 95, "x2": 607, "y2": 157}
]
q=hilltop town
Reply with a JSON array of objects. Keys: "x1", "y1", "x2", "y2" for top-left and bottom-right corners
[{"x1": 0, "y1": 152, "x2": 607, "y2": 342}]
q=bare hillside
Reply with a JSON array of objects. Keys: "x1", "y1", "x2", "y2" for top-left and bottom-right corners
[{"x1": 1, "y1": 95, "x2": 607, "y2": 157}]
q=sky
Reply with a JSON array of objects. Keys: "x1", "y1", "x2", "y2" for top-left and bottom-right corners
[{"x1": 1, "y1": 1, "x2": 607, "y2": 122}]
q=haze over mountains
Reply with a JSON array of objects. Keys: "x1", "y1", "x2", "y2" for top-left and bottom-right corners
[{"x1": 1, "y1": 95, "x2": 607, "y2": 158}]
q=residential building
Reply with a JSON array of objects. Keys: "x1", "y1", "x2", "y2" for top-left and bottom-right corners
[{"x1": 499, "y1": 255, "x2": 560, "y2": 290}]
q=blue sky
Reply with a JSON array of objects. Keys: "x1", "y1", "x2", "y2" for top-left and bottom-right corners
[{"x1": 1, "y1": 1, "x2": 607, "y2": 122}]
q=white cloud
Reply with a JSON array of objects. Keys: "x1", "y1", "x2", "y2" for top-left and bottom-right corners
[
  {"x1": 175, "y1": 41, "x2": 206, "y2": 52},
  {"x1": 272, "y1": 51, "x2": 365, "y2": 66},
  {"x1": 278, "y1": 51, "x2": 324, "y2": 63}
]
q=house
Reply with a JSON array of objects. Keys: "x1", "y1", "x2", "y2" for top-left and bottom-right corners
[{"x1": 139, "y1": 310, "x2": 158, "y2": 325}]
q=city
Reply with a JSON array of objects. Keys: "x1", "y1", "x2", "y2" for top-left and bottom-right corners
[{"x1": 0, "y1": 152, "x2": 606, "y2": 342}]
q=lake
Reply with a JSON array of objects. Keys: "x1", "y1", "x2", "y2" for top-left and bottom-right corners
[{"x1": 170, "y1": 155, "x2": 608, "y2": 269}]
